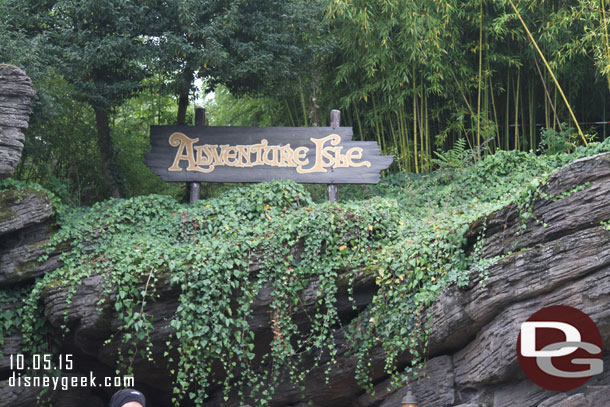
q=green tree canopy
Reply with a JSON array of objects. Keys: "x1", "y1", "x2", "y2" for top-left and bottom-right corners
[{"x1": 2, "y1": 0, "x2": 327, "y2": 198}]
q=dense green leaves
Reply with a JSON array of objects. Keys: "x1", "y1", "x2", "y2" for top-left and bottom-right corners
[
  {"x1": 4, "y1": 141, "x2": 608, "y2": 405},
  {"x1": 6, "y1": 0, "x2": 153, "y2": 108},
  {"x1": 2, "y1": 1, "x2": 610, "y2": 401},
  {"x1": 4, "y1": 0, "x2": 610, "y2": 201},
  {"x1": 1, "y1": 0, "x2": 327, "y2": 200}
]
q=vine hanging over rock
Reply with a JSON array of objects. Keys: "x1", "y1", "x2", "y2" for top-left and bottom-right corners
[{"x1": 3, "y1": 140, "x2": 610, "y2": 406}]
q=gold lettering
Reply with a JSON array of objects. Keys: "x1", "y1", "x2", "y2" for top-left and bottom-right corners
[
  {"x1": 195, "y1": 146, "x2": 212, "y2": 166},
  {"x1": 263, "y1": 145, "x2": 280, "y2": 166},
  {"x1": 194, "y1": 145, "x2": 215, "y2": 173},
  {"x1": 279, "y1": 145, "x2": 294, "y2": 167},
  {"x1": 209, "y1": 145, "x2": 227, "y2": 166},
  {"x1": 236, "y1": 145, "x2": 250, "y2": 167},
  {"x1": 250, "y1": 140, "x2": 267, "y2": 165},
  {"x1": 201, "y1": 145, "x2": 217, "y2": 172},
  {"x1": 222, "y1": 146, "x2": 239, "y2": 165},
  {"x1": 333, "y1": 146, "x2": 349, "y2": 168},
  {"x1": 168, "y1": 133, "x2": 199, "y2": 171},
  {"x1": 321, "y1": 143, "x2": 336, "y2": 168},
  {"x1": 293, "y1": 147, "x2": 309, "y2": 168},
  {"x1": 345, "y1": 147, "x2": 371, "y2": 167},
  {"x1": 167, "y1": 132, "x2": 370, "y2": 174},
  {"x1": 298, "y1": 134, "x2": 341, "y2": 173}
]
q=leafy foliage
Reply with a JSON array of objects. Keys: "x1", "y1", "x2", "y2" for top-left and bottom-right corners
[
  {"x1": 204, "y1": 86, "x2": 289, "y2": 127},
  {"x1": 2, "y1": 0, "x2": 610, "y2": 403},
  {"x1": 4, "y1": 0, "x2": 610, "y2": 201},
  {"x1": 5, "y1": 143, "x2": 608, "y2": 405},
  {"x1": 432, "y1": 138, "x2": 470, "y2": 169},
  {"x1": 539, "y1": 126, "x2": 579, "y2": 155},
  {"x1": 0, "y1": 285, "x2": 30, "y2": 351}
]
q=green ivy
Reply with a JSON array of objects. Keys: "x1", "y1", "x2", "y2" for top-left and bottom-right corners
[
  {"x1": 7, "y1": 140, "x2": 610, "y2": 406},
  {"x1": 0, "y1": 285, "x2": 30, "y2": 351}
]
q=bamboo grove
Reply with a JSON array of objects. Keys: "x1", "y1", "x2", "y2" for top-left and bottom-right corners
[
  {"x1": 269, "y1": 0, "x2": 610, "y2": 174},
  {"x1": 3, "y1": 0, "x2": 610, "y2": 201}
]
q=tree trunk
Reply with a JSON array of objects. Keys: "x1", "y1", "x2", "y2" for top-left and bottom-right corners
[
  {"x1": 94, "y1": 106, "x2": 121, "y2": 198},
  {"x1": 176, "y1": 68, "x2": 194, "y2": 125},
  {"x1": 177, "y1": 92, "x2": 189, "y2": 125}
]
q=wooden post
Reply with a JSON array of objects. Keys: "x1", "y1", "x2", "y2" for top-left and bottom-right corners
[
  {"x1": 190, "y1": 107, "x2": 205, "y2": 203},
  {"x1": 195, "y1": 107, "x2": 205, "y2": 127},
  {"x1": 327, "y1": 109, "x2": 340, "y2": 202}
]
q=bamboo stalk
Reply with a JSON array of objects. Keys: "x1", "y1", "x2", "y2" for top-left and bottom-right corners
[
  {"x1": 506, "y1": 70, "x2": 510, "y2": 149},
  {"x1": 401, "y1": 107, "x2": 411, "y2": 172},
  {"x1": 418, "y1": 79, "x2": 425, "y2": 171},
  {"x1": 529, "y1": 78, "x2": 535, "y2": 150},
  {"x1": 395, "y1": 109, "x2": 403, "y2": 171},
  {"x1": 397, "y1": 106, "x2": 408, "y2": 171},
  {"x1": 483, "y1": 68, "x2": 490, "y2": 154},
  {"x1": 284, "y1": 99, "x2": 295, "y2": 127},
  {"x1": 413, "y1": 69, "x2": 419, "y2": 174},
  {"x1": 514, "y1": 69, "x2": 520, "y2": 150},
  {"x1": 601, "y1": 0, "x2": 610, "y2": 92},
  {"x1": 544, "y1": 88, "x2": 549, "y2": 130},
  {"x1": 554, "y1": 86, "x2": 558, "y2": 131},
  {"x1": 372, "y1": 94, "x2": 383, "y2": 152},
  {"x1": 521, "y1": 75, "x2": 526, "y2": 149},
  {"x1": 602, "y1": 95, "x2": 607, "y2": 140},
  {"x1": 533, "y1": 53, "x2": 561, "y2": 130},
  {"x1": 299, "y1": 80, "x2": 308, "y2": 127},
  {"x1": 488, "y1": 70, "x2": 500, "y2": 151},
  {"x1": 397, "y1": 106, "x2": 405, "y2": 171},
  {"x1": 476, "y1": 0, "x2": 484, "y2": 157},
  {"x1": 390, "y1": 112, "x2": 399, "y2": 163},
  {"x1": 507, "y1": 0, "x2": 587, "y2": 145},
  {"x1": 425, "y1": 89, "x2": 431, "y2": 171},
  {"x1": 418, "y1": 91, "x2": 426, "y2": 172}
]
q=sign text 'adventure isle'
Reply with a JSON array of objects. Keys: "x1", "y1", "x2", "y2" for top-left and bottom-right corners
[{"x1": 145, "y1": 126, "x2": 392, "y2": 184}]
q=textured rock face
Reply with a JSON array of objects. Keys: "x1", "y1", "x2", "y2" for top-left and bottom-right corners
[
  {"x1": 365, "y1": 153, "x2": 610, "y2": 407},
  {"x1": 0, "y1": 67, "x2": 77, "y2": 407},
  {"x1": 0, "y1": 189, "x2": 53, "y2": 236},
  {"x1": 0, "y1": 65, "x2": 35, "y2": 179},
  {"x1": 0, "y1": 222, "x2": 60, "y2": 286},
  {"x1": 0, "y1": 189, "x2": 56, "y2": 286},
  {"x1": 1, "y1": 151, "x2": 610, "y2": 405},
  {"x1": 16, "y1": 153, "x2": 610, "y2": 406},
  {"x1": 0, "y1": 67, "x2": 56, "y2": 288}
]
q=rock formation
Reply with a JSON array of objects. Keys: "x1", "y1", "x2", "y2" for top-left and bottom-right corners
[
  {"x1": 3, "y1": 152, "x2": 607, "y2": 407},
  {"x1": 0, "y1": 66, "x2": 55, "y2": 288},
  {"x1": 0, "y1": 66, "x2": 104, "y2": 406},
  {"x1": 0, "y1": 65, "x2": 35, "y2": 179},
  {"x1": 0, "y1": 66, "x2": 609, "y2": 407}
]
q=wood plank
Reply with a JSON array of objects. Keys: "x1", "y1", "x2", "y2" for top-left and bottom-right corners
[{"x1": 144, "y1": 125, "x2": 392, "y2": 184}]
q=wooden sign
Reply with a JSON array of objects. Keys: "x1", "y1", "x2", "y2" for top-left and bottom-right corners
[{"x1": 145, "y1": 125, "x2": 392, "y2": 184}]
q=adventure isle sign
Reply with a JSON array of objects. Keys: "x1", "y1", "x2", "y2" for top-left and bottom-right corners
[{"x1": 145, "y1": 126, "x2": 392, "y2": 184}]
